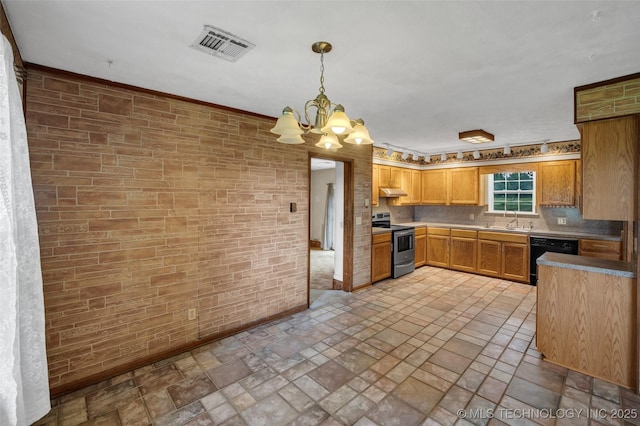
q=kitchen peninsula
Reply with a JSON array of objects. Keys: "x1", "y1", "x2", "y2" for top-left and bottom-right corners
[{"x1": 536, "y1": 252, "x2": 636, "y2": 389}]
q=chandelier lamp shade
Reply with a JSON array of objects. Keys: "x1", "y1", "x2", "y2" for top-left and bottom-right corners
[{"x1": 270, "y1": 41, "x2": 373, "y2": 148}]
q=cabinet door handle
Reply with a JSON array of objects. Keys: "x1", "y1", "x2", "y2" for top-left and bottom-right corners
[{"x1": 592, "y1": 244, "x2": 608, "y2": 248}]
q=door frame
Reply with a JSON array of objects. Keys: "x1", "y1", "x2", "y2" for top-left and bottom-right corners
[{"x1": 308, "y1": 153, "x2": 354, "y2": 307}]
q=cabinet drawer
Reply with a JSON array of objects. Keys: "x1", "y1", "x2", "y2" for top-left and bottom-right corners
[
  {"x1": 415, "y1": 226, "x2": 427, "y2": 236},
  {"x1": 427, "y1": 227, "x2": 450, "y2": 236},
  {"x1": 579, "y1": 239, "x2": 622, "y2": 260},
  {"x1": 372, "y1": 232, "x2": 391, "y2": 244},
  {"x1": 451, "y1": 229, "x2": 477, "y2": 239}
]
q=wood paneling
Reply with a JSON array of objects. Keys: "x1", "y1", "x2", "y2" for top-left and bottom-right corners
[
  {"x1": 537, "y1": 264, "x2": 636, "y2": 388},
  {"x1": 575, "y1": 73, "x2": 640, "y2": 122}
]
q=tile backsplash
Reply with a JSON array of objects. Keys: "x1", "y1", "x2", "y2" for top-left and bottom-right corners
[{"x1": 374, "y1": 198, "x2": 623, "y2": 236}]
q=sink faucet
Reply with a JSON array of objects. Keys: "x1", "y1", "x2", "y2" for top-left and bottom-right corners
[{"x1": 506, "y1": 210, "x2": 518, "y2": 228}]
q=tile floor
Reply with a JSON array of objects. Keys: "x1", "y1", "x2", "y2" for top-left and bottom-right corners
[{"x1": 34, "y1": 266, "x2": 640, "y2": 426}]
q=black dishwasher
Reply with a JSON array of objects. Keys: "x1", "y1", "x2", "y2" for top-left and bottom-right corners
[{"x1": 529, "y1": 236, "x2": 579, "y2": 285}]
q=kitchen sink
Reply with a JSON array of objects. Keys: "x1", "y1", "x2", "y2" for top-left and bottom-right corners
[{"x1": 485, "y1": 225, "x2": 531, "y2": 232}]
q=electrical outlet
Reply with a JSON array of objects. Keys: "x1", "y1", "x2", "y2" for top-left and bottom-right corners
[
  {"x1": 469, "y1": 213, "x2": 475, "y2": 220},
  {"x1": 557, "y1": 217, "x2": 567, "y2": 225},
  {"x1": 188, "y1": 308, "x2": 197, "y2": 321}
]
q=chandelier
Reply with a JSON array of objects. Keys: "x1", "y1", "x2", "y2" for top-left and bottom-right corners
[{"x1": 270, "y1": 41, "x2": 373, "y2": 149}]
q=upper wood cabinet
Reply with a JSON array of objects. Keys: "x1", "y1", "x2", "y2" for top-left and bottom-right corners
[
  {"x1": 581, "y1": 115, "x2": 639, "y2": 221},
  {"x1": 378, "y1": 165, "x2": 402, "y2": 189},
  {"x1": 372, "y1": 164, "x2": 379, "y2": 207},
  {"x1": 538, "y1": 160, "x2": 577, "y2": 206},
  {"x1": 449, "y1": 167, "x2": 479, "y2": 205},
  {"x1": 389, "y1": 168, "x2": 423, "y2": 206},
  {"x1": 421, "y1": 167, "x2": 479, "y2": 205},
  {"x1": 421, "y1": 169, "x2": 448, "y2": 204},
  {"x1": 410, "y1": 170, "x2": 422, "y2": 204},
  {"x1": 388, "y1": 168, "x2": 411, "y2": 206}
]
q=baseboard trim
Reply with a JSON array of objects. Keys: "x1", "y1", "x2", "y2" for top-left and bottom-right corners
[
  {"x1": 332, "y1": 278, "x2": 343, "y2": 290},
  {"x1": 352, "y1": 281, "x2": 372, "y2": 292},
  {"x1": 49, "y1": 303, "x2": 308, "y2": 399}
]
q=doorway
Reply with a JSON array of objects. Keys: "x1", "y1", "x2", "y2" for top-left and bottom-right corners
[{"x1": 309, "y1": 156, "x2": 353, "y2": 308}]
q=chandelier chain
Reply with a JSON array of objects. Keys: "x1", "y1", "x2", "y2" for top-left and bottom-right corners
[{"x1": 319, "y1": 51, "x2": 325, "y2": 95}]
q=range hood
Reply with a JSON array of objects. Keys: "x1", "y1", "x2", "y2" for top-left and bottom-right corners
[{"x1": 379, "y1": 187, "x2": 408, "y2": 197}]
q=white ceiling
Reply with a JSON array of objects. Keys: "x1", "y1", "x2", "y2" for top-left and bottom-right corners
[{"x1": 4, "y1": 1, "x2": 640, "y2": 156}]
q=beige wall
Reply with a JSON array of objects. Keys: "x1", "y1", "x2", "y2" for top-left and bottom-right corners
[
  {"x1": 310, "y1": 168, "x2": 336, "y2": 243},
  {"x1": 25, "y1": 67, "x2": 373, "y2": 395}
]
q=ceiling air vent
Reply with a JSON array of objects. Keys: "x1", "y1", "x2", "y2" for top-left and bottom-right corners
[{"x1": 190, "y1": 25, "x2": 255, "y2": 62}]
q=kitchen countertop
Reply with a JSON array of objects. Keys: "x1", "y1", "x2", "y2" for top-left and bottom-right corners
[
  {"x1": 372, "y1": 227, "x2": 392, "y2": 235},
  {"x1": 392, "y1": 221, "x2": 622, "y2": 241},
  {"x1": 537, "y1": 252, "x2": 635, "y2": 278}
]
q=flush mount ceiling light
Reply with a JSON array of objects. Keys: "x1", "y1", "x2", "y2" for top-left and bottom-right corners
[
  {"x1": 270, "y1": 42, "x2": 373, "y2": 147},
  {"x1": 459, "y1": 129, "x2": 494, "y2": 144}
]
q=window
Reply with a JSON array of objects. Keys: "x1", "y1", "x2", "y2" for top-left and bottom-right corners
[{"x1": 488, "y1": 172, "x2": 536, "y2": 213}]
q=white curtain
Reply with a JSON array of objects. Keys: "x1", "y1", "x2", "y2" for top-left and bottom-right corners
[
  {"x1": 321, "y1": 183, "x2": 334, "y2": 250},
  {"x1": 0, "y1": 35, "x2": 51, "y2": 426}
]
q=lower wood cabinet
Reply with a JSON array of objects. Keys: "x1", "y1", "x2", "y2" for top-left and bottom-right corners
[
  {"x1": 372, "y1": 232, "x2": 392, "y2": 282},
  {"x1": 477, "y1": 231, "x2": 529, "y2": 283},
  {"x1": 502, "y1": 242, "x2": 529, "y2": 282},
  {"x1": 450, "y1": 229, "x2": 477, "y2": 272},
  {"x1": 477, "y1": 239, "x2": 501, "y2": 277},
  {"x1": 426, "y1": 227, "x2": 450, "y2": 268},
  {"x1": 414, "y1": 227, "x2": 427, "y2": 267},
  {"x1": 579, "y1": 238, "x2": 622, "y2": 261}
]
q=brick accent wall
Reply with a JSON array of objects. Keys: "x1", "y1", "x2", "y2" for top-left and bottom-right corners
[
  {"x1": 25, "y1": 67, "x2": 373, "y2": 394},
  {"x1": 575, "y1": 74, "x2": 640, "y2": 122}
]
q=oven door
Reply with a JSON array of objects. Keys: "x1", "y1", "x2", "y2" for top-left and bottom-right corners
[{"x1": 393, "y1": 229, "x2": 415, "y2": 278}]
